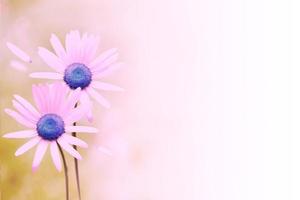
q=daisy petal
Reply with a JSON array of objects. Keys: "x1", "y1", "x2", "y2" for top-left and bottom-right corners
[
  {"x1": 32, "y1": 84, "x2": 48, "y2": 114},
  {"x1": 90, "y1": 48, "x2": 117, "y2": 69},
  {"x1": 15, "y1": 137, "x2": 41, "y2": 156},
  {"x1": 50, "y1": 142, "x2": 62, "y2": 171},
  {"x1": 65, "y1": 126, "x2": 98, "y2": 133},
  {"x1": 65, "y1": 30, "x2": 80, "y2": 62},
  {"x1": 51, "y1": 83, "x2": 68, "y2": 113},
  {"x1": 38, "y1": 47, "x2": 65, "y2": 72},
  {"x1": 6, "y1": 42, "x2": 31, "y2": 63},
  {"x1": 38, "y1": 84, "x2": 51, "y2": 113},
  {"x1": 57, "y1": 138, "x2": 82, "y2": 160},
  {"x1": 12, "y1": 100, "x2": 38, "y2": 123},
  {"x1": 62, "y1": 134, "x2": 88, "y2": 148},
  {"x1": 66, "y1": 88, "x2": 81, "y2": 111},
  {"x1": 50, "y1": 34, "x2": 66, "y2": 60},
  {"x1": 80, "y1": 92, "x2": 93, "y2": 122},
  {"x1": 5, "y1": 108, "x2": 35, "y2": 128},
  {"x1": 92, "y1": 81, "x2": 124, "y2": 92},
  {"x1": 80, "y1": 34, "x2": 99, "y2": 64},
  {"x1": 60, "y1": 88, "x2": 81, "y2": 115},
  {"x1": 93, "y1": 62, "x2": 124, "y2": 79},
  {"x1": 87, "y1": 88, "x2": 111, "y2": 108},
  {"x1": 30, "y1": 72, "x2": 63, "y2": 80},
  {"x1": 3, "y1": 130, "x2": 37, "y2": 138},
  {"x1": 10, "y1": 60, "x2": 27, "y2": 72},
  {"x1": 32, "y1": 140, "x2": 48, "y2": 171},
  {"x1": 14, "y1": 95, "x2": 40, "y2": 118},
  {"x1": 92, "y1": 53, "x2": 119, "y2": 74},
  {"x1": 63, "y1": 106, "x2": 87, "y2": 125}
]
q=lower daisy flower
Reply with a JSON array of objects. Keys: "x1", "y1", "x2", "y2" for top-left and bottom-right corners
[{"x1": 3, "y1": 83, "x2": 98, "y2": 171}]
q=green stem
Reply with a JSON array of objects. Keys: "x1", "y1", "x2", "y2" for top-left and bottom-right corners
[
  {"x1": 58, "y1": 143, "x2": 69, "y2": 200},
  {"x1": 72, "y1": 127, "x2": 81, "y2": 200}
]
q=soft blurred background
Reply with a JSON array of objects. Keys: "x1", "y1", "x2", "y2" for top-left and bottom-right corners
[
  {"x1": 2, "y1": 0, "x2": 300, "y2": 200},
  {"x1": 0, "y1": 0, "x2": 198, "y2": 199}
]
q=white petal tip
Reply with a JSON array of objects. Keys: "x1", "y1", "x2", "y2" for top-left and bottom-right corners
[
  {"x1": 29, "y1": 73, "x2": 36, "y2": 78},
  {"x1": 76, "y1": 156, "x2": 82, "y2": 160},
  {"x1": 32, "y1": 166, "x2": 39, "y2": 172},
  {"x1": 87, "y1": 114, "x2": 93, "y2": 122},
  {"x1": 15, "y1": 152, "x2": 21, "y2": 156},
  {"x1": 90, "y1": 128, "x2": 99, "y2": 133},
  {"x1": 56, "y1": 167, "x2": 62, "y2": 172}
]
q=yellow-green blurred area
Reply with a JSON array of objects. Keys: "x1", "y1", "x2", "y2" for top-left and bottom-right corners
[{"x1": 0, "y1": 1, "x2": 107, "y2": 199}]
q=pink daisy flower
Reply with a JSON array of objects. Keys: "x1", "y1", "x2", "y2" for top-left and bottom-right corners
[
  {"x1": 30, "y1": 30, "x2": 123, "y2": 121},
  {"x1": 3, "y1": 83, "x2": 98, "y2": 171}
]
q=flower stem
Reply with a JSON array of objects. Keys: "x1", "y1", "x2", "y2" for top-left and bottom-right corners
[
  {"x1": 58, "y1": 142, "x2": 69, "y2": 200},
  {"x1": 72, "y1": 126, "x2": 81, "y2": 200},
  {"x1": 72, "y1": 102, "x2": 82, "y2": 200}
]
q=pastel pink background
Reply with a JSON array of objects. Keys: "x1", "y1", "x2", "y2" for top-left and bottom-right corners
[{"x1": 2, "y1": 0, "x2": 300, "y2": 199}]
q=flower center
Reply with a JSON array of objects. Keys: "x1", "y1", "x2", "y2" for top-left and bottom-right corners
[
  {"x1": 63, "y1": 63, "x2": 92, "y2": 90},
  {"x1": 37, "y1": 114, "x2": 65, "y2": 141}
]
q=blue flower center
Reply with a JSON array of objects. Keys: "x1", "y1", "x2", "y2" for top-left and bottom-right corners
[
  {"x1": 37, "y1": 114, "x2": 65, "y2": 141},
  {"x1": 63, "y1": 63, "x2": 92, "y2": 90}
]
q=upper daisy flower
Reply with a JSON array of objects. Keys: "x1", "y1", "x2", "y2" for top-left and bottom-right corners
[
  {"x1": 3, "y1": 83, "x2": 98, "y2": 171},
  {"x1": 29, "y1": 30, "x2": 123, "y2": 121}
]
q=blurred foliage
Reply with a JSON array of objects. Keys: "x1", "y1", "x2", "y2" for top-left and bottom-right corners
[{"x1": 6, "y1": 0, "x2": 39, "y2": 11}]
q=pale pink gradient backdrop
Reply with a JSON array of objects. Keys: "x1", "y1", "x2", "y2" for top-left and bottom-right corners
[{"x1": 3, "y1": 0, "x2": 300, "y2": 199}]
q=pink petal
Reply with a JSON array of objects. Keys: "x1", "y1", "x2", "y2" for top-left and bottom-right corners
[
  {"x1": 50, "y1": 142, "x2": 62, "y2": 171},
  {"x1": 10, "y1": 60, "x2": 27, "y2": 72},
  {"x1": 93, "y1": 62, "x2": 124, "y2": 79},
  {"x1": 65, "y1": 126, "x2": 98, "y2": 133},
  {"x1": 3, "y1": 130, "x2": 37, "y2": 138},
  {"x1": 12, "y1": 100, "x2": 37, "y2": 123},
  {"x1": 50, "y1": 34, "x2": 66, "y2": 60},
  {"x1": 51, "y1": 83, "x2": 68, "y2": 113},
  {"x1": 63, "y1": 106, "x2": 87, "y2": 125},
  {"x1": 6, "y1": 42, "x2": 31, "y2": 63},
  {"x1": 39, "y1": 84, "x2": 51, "y2": 113},
  {"x1": 32, "y1": 85, "x2": 47, "y2": 114},
  {"x1": 87, "y1": 87, "x2": 111, "y2": 108},
  {"x1": 15, "y1": 137, "x2": 41, "y2": 156},
  {"x1": 65, "y1": 30, "x2": 80, "y2": 63},
  {"x1": 5, "y1": 108, "x2": 35, "y2": 128},
  {"x1": 48, "y1": 83, "x2": 67, "y2": 112},
  {"x1": 14, "y1": 95, "x2": 40, "y2": 118},
  {"x1": 59, "y1": 88, "x2": 81, "y2": 115},
  {"x1": 30, "y1": 72, "x2": 63, "y2": 80},
  {"x1": 38, "y1": 47, "x2": 65, "y2": 72},
  {"x1": 81, "y1": 35, "x2": 99, "y2": 64},
  {"x1": 92, "y1": 53, "x2": 119, "y2": 74},
  {"x1": 92, "y1": 81, "x2": 124, "y2": 92},
  {"x1": 32, "y1": 140, "x2": 48, "y2": 171},
  {"x1": 72, "y1": 31, "x2": 81, "y2": 61},
  {"x1": 61, "y1": 134, "x2": 88, "y2": 148},
  {"x1": 90, "y1": 48, "x2": 117, "y2": 69},
  {"x1": 80, "y1": 92, "x2": 93, "y2": 122},
  {"x1": 57, "y1": 138, "x2": 82, "y2": 160}
]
